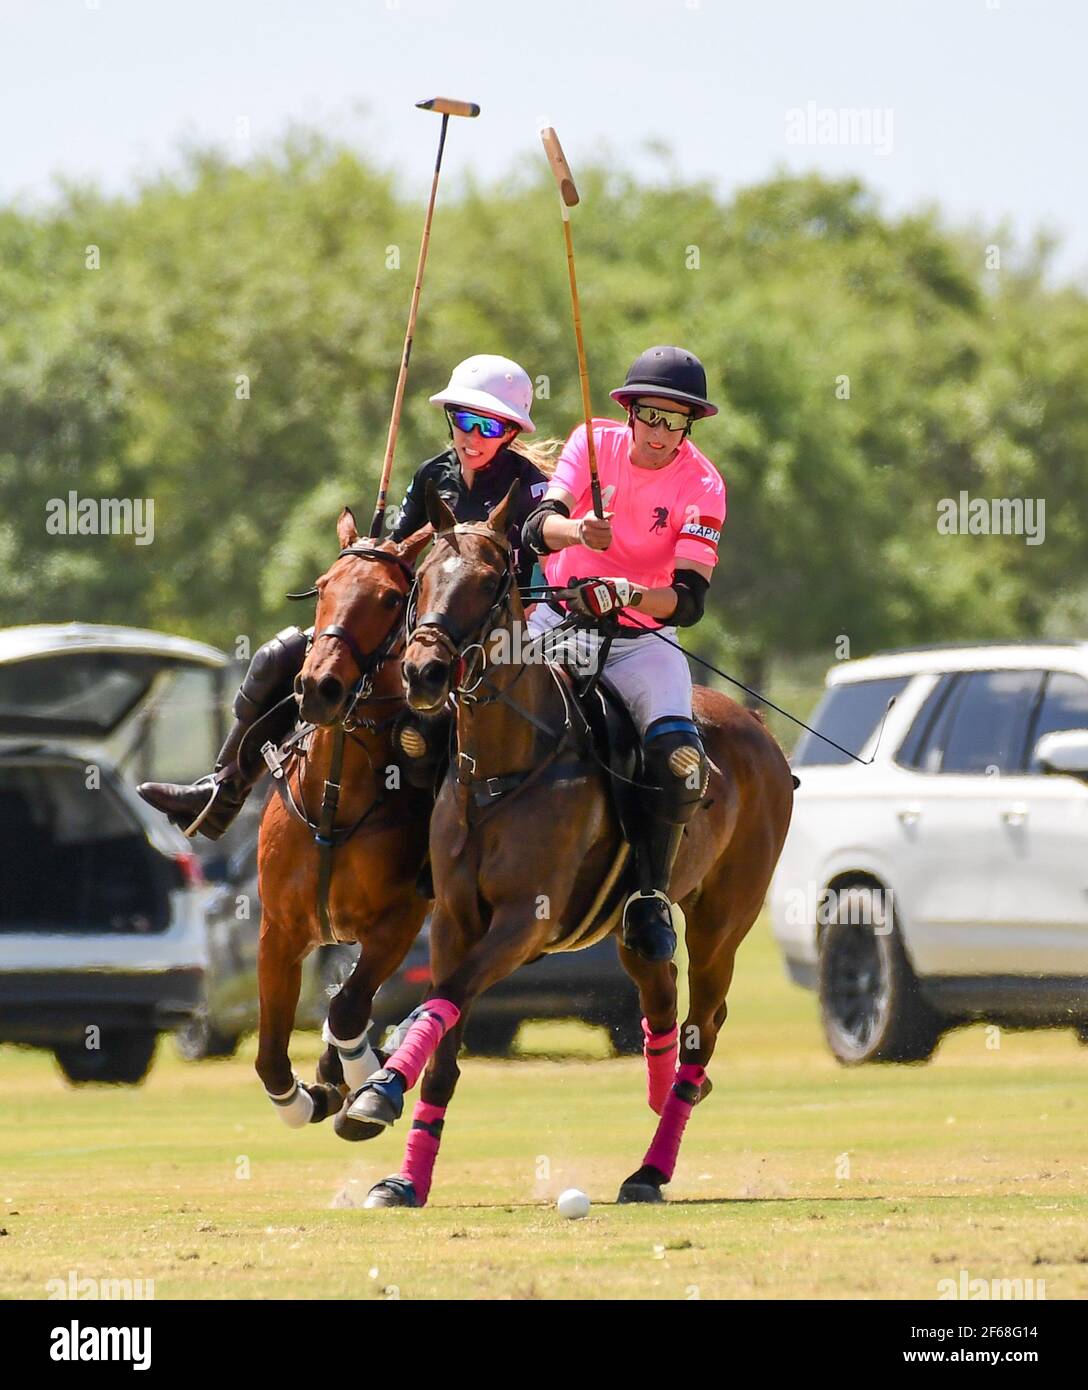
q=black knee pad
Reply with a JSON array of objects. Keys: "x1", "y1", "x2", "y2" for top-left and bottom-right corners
[
  {"x1": 394, "y1": 708, "x2": 452, "y2": 789},
  {"x1": 235, "y1": 626, "x2": 309, "y2": 721},
  {"x1": 642, "y1": 718, "x2": 708, "y2": 819}
]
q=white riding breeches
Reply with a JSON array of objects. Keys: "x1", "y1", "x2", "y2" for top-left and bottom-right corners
[{"x1": 525, "y1": 603, "x2": 694, "y2": 737}]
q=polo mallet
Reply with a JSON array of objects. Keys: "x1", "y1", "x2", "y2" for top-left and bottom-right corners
[
  {"x1": 368, "y1": 97, "x2": 481, "y2": 539},
  {"x1": 540, "y1": 126, "x2": 603, "y2": 518}
]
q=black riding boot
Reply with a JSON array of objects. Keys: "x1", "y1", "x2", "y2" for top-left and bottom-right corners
[
  {"x1": 138, "y1": 626, "x2": 309, "y2": 840},
  {"x1": 622, "y1": 722, "x2": 709, "y2": 963},
  {"x1": 393, "y1": 709, "x2": 453, "y2": 899}
]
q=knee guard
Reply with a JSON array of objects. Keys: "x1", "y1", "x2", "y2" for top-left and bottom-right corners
[
  {"x1": 394, "y1": 708, "x2": 452, "y2": 790},
  {"x1": 642, "y1": 717, "x2": 709, "y2": 825},
  {"x1": 234, "y1": 626, "x2": 310, "y2": 722}
]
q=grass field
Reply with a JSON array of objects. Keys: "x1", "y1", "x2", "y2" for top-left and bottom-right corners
[{"x1": 2, "y1": 917, "x2": 1086, "y2": 1300}]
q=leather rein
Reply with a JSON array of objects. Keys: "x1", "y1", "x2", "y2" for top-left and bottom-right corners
[{"x1": 408, "y1": 525, "x2": 593, "y2": 812}]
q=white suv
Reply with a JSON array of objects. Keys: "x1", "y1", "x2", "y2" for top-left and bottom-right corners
[
  {"x1": 769, "y1": 643, "x2": 1088, "y2": 1063},
  {"x1": 0, "y1": 624, "x2": 229, "y2": 1083}
]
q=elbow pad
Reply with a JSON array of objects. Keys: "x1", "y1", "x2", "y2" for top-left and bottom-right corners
[
  {"x1": 670, "y1": 569, "x2": 709, "y2": 627},
  {"x1": 522, "y1": 498, "x2": 571, "y2": 556}
]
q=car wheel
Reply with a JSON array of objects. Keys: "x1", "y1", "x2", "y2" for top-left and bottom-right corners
[
  {"x1": 54, "y1": 1030, "x2": 158, "y2": 1085},
  {"x1": 607, "y1": 1014, "x2": 646, "y2": 1056},
  {"x1": 462, "y1": 1016, "x2": 520, "y2": 1056},
  {"x1": 175, "y1": 1016, "x2": 242, "y2": 1061},
  {"x1": 818, "y1": 884, "x2": 943, "y2": 1065}
]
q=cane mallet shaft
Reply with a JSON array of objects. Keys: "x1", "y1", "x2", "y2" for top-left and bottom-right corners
[
  {"x1": 369, "y1": 98, "x2": 481, "y2": 538},
  {"x1": 540, "y1": 126, "x2": 602, "y2": 518}
]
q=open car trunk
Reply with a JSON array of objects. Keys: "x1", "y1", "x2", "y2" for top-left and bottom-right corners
[{"x1": 0, "y1": 755, "x2": 175, "y2": 934}]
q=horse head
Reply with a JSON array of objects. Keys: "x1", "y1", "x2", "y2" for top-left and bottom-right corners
[
  {"x1": 401, "y1": 480, "x2": 520, "y2": 715},
  {"x1": 295, "y1": 507, "x2": 430, "y2": 727}
]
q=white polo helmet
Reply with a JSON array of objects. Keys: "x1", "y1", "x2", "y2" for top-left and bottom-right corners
[{"x1": 429, "y1": 354, "x2": 536, "y2": 433}]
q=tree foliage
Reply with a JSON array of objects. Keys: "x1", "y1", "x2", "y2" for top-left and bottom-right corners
[{"x1": 1, "y1": 136, "x2": 1085, "y2": 672}]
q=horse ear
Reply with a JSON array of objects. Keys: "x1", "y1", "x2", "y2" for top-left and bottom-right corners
[
  {"x1": 487, "y1": 481, "x2": 521, "y2": 537},
  {"x1": 337, "y1": 507, "x2": 359, "y2": 549},
  {"x1": 397, "y1": 524, "x2": 434, "y2": 567},
  {"x1": 424, "y1": 479, "x2": 456, "y2": 535}
]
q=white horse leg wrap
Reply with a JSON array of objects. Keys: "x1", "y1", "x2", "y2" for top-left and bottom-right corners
[
  {"x1": 266, "y1": 1077, "x2": 314, "y2": 1129},
  {"x1": 322, "y1": 1019, "x2": 381, "y2": 1092}
]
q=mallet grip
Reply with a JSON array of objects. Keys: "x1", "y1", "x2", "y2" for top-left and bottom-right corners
[
  {"x1": 417, "y1": 97, "x2": 480, "y2": 118},
  {"x1": 540, "y1": 127, "x2": 580, "y2": 207}
]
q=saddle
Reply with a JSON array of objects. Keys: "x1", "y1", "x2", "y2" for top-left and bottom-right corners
[{"x1": 571, "y1": 671, "x2": 644, "y2": 847}]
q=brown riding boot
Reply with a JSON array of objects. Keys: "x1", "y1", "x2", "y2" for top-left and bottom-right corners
[
  {"x1": 138, "y1": 718, "x2": 258, "y2": 840},
  {"x1": 138, "y1": 625, "x2": 309, "y2": 840}
]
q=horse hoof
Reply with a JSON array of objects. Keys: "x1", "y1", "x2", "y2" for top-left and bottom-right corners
[
  {"x1": 616, "y1": 1165, "x2": 667, "y2": 1204},
  {"x1": 307, "y1": 1082, "x2": 345, "y2": 1124},
  {"x1": 333, "y1": 1072, "x2": 404, "y2": 1142},
  {"x1": 333, "y1": 1106, "x2": 389, "y2": 1143},
  {"x1": 362, "y1": 1177, "x2": 419, "y2": 1209},
  {"x1": 617, "y1": 1182, "x2": 664, "y2": 1204}
]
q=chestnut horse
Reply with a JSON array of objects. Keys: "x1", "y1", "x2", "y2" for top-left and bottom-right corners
[
  {"x1": 253, "y1": 507, "x2": 434, "y2": 1129},
  {"x1": 341, "y1": 482, "x2": 794, "y2": 1206}
]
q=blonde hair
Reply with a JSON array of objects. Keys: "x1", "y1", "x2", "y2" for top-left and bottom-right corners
[{"x1": 509, "y1": 434, "x2": 564, "y2": 477}]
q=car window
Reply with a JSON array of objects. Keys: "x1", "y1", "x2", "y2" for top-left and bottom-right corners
[
  {"x1": 1027, "y1": 671, "x2": 1088, "y2": 772},
  {"x1": 144, "y1": 667, "x2": 223, "y2": 784},
  {"x1": 896, "y1": 673, "x2": 957, "y2": 770},
  {"x1": 791, "y1": 676, "x2": 910, "y2": 767},
  {"x1": 932, "y1": 670, "x2": 1045, "y2": 775}
]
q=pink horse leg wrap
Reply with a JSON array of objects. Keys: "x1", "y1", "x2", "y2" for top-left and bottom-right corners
[
  {"x1": 400, "y1": 1101, "x2": 447, "y2": 1206},
  {"x1": 643, "y1": 1018, "x2": 679, "y2": 1115},
  {"x1": 384, "y1": 998, "x2": 461, "y2": 1091},
  {"x1": 642, "y1": 1062, "x2": 705, "y2": 1182}
]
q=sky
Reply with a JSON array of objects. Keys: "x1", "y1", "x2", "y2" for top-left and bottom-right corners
[{"x1": 2, "y1": 0, "x2": 1086, "y2": 283}]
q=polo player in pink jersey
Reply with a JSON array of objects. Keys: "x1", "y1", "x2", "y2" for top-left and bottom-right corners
[{"x1": 522, "y1": 346, "x2": 726, "y2": 964}]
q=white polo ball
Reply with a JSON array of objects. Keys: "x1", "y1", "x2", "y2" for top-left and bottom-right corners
[{"x1": 557, "y1": 1187, "x2": 590, "y2": 1219}]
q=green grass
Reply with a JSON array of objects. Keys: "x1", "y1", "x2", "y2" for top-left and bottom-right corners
[{"x1": 2, "y1": 918, "x2": 1086, "y2": 1300}]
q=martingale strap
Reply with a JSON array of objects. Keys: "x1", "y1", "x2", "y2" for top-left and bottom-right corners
[{"x1": 316, "y1": 726, "x2": 346, "y2": 945}]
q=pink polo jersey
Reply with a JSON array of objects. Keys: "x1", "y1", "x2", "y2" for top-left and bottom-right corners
[{"x1": 544, "y1": 418, "x2": 727, "y2": 630}]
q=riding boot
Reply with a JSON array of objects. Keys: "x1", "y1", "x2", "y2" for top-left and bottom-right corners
[
  {"x1": 622, "y1": 720, "x2": 709, "y2": 963},
  {"x1": 138, "y1": 626, "x2": 309, "y2": 840}
]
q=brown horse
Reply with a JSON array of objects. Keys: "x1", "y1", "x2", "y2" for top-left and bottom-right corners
[
  {"x1": 253, "y1": 507, "x2": 434, "y2": 1129},
  {"x1": 340, "y1": 482, "x2": 794, "y2": 1206}
]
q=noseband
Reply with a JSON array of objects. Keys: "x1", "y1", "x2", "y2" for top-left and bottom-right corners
[{"x1": 288, "y1": 544, "x2": 416, "y2": 726}]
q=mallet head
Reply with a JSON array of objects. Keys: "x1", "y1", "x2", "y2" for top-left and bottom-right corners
[
  {"x1": 416, "y1": 97, "x2": 481, "y2": 118},
  {"x1": 540, "y1": 126, "x2": 579, "y2": 207}
]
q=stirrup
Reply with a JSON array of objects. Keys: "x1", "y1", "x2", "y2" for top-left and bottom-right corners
[
  {"x1": 622, "y1": 890, "x2": 686, "y2": 934},
  {"x1": 181, "y1": 776, "x2": 224, "y2": 838}
]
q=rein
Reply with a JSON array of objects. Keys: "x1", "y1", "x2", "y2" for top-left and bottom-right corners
[{"x1": 408, "y1": 525, "x2": 583, "y2": 809}]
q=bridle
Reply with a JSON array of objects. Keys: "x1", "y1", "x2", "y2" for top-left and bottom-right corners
[
  {"x1": 281, "y1": 542, "x2": 419, "y2": 945},
  {"x1": 288, "y1": 544, "x2": 416, "y2": 729},
  {"x1": 406, "y1": 524, "x2": 518, "y2": 696},
  {"x1": 406, "y1": 524, "x2": 588, "y2": 808}
]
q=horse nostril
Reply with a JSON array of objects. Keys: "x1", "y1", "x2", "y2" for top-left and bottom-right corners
[
  {"x1": 421, "y1": 660, "x2": 447, "y2": 687},
  {"x1": 293, "y1": 674, "x2": 305, "y2": 699},
  {"x1": 317, "y1": 675, "x2": 343, "y2": 705}
]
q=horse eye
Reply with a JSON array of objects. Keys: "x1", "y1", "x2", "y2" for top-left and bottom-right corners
[{"x1": 383, "y1": 590, "x2": 402, "y2": 609}]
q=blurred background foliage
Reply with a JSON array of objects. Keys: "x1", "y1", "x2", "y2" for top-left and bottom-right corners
[{"x1": 1, "y1": 132, "x2": 1085, "y2": 741}]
